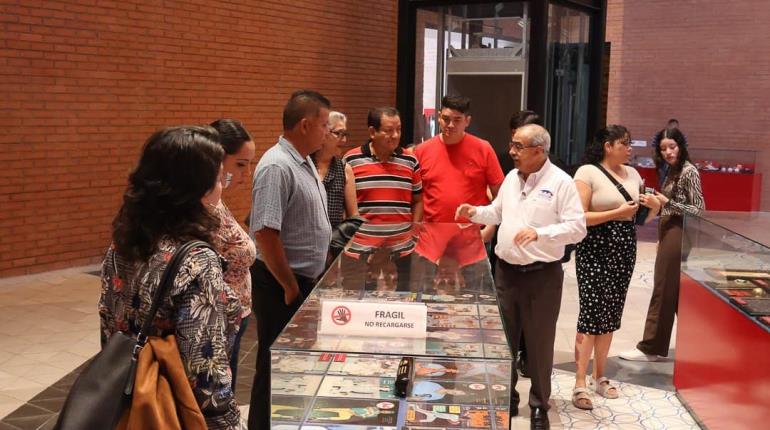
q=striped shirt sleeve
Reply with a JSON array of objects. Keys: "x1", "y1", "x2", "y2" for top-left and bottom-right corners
[
  {"x1": 667, "y1": 164, "x2": 705, "y2": 216},
  {"x1": 411, "y1": 158, "x2": 423, "y2": 193}
]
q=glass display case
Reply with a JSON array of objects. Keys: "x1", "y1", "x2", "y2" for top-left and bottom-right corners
[
  {"x1": 270, "y1": 222, "x2": 512, "y2": 430},
  {"x1": 681, "y1": 211, "x2": 770, "y2": 326},
  {"x1": 675, "y1": 212, "x2": 770, "y2": 429}
]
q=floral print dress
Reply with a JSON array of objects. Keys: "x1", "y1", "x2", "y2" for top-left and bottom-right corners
[
  {"x1": 210, "y1": 201, "x2": 256, "y2": 318},
  {"x1": 98, "y1": 238, "x2": 244, "y2": 430}
]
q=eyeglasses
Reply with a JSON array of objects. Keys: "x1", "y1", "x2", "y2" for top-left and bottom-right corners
[
  {"x1": 330, "y1": 129, "x2": 349, "y2": 139},
  {"x1": 509, "y1": 142, "x2": 541, "y2": 152},
  {"x1": 616, "y1": 139, "x2": 631, "y2": 147},
  {"x1": 222, "y1": 172, "x2": 233, "y2": 189}
]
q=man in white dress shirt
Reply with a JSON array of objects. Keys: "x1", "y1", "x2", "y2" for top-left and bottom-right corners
[{"x1": 456, "y1": 124, "x2": 586, "y2": 430}]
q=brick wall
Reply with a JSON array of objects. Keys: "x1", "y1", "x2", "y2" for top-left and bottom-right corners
[
  {"x1": 606, "y1": 0, "x2": 770, "y2": 208},
  {"x1": 0, "y1": 0, "x2": 398, "y2": 277}
]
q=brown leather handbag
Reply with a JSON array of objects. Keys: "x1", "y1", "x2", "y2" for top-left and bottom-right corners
[{"x1": 115, "y1": 335, "x2": 207, "y2": 430}]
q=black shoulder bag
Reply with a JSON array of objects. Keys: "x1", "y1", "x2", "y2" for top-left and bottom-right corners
[
  {"x1": 54, "y1": 240, "x2": 211, "y2": 430},
  {"x1": 594, "y1": 164, "x2": 649, "y2": 226},
  {"x1": 329, "y1": 215, "x2": 367, "y2": 260}
]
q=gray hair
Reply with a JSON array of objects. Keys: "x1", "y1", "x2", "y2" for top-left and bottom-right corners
[
  {"x1": 519, "y1": 124, "x2": 551, "y2": 152},
  {"x1": 328, "y1": 111, "x2": 347, "y2": 127}
]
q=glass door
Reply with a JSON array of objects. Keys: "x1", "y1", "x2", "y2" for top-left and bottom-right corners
[
  {"x1": 413, "y1": 1, "x2": 530, "y2": 159},
  {"x1": 545, "y1": 3, "x2": 591, "y2": 165}
]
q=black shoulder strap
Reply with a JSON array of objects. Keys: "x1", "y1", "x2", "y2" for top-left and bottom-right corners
[
  {"x1": 137, "y1": 240, "x2": 212, "y2": 343},
  {"x1": 593, "y1": 163, "x2": 634, "y2": 203},
  {"x1": 123, "y1": 240, "x2": 212, "y2": 395}
]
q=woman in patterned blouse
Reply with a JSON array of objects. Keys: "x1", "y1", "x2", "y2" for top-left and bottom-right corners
[
  {"x1": 311, "y1": 111, "x2": 359, "y2": 229},
  {"x1": 210, "y1": 119, "x2": 257, "y2": 391},
  {"x1": 621, "y1": 127, "x2": 704, "y2": 363},
  {"x1": 99, "y1": 126, "x2": 244, "y2": 430}
]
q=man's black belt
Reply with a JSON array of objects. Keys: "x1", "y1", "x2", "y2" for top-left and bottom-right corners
[{"x1": 500, "y1": 259, "x2": 559, "y2": 273}]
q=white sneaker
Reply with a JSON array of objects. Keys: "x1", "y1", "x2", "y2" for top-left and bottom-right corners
[{"x1": 619, "y1": 348, "x2": 659, "y2": 362}]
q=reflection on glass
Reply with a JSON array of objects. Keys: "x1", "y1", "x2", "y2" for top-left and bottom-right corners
[
  {"x1": 414, "y1": 222, "x2": 491, "y2": 295},
  {"x1": 271, "y1": 222, "x2": 510, "y2": 361}
]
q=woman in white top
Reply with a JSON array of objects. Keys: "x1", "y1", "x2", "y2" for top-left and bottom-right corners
[{"x1": 571, "y1": 125, "x2": 660, "y2": 410}]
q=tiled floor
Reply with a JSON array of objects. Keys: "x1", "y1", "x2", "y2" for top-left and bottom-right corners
[
  {"x1": 0, "y1": 221, "x2": 702, "y2": 429},
  {"x1": 0, "y1": 267, "x2": 102, "y2": 424},
  {"x1": 519, "y1": 370, "x2": 698, "y2": 430}
]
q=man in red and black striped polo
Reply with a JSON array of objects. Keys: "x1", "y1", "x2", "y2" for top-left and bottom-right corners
[{"x1": 343, "y1": 107, "x2": 423, "y2": 223}]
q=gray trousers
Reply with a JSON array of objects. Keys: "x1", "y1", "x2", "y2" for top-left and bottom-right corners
[{"x1": 495, "y1": 259, "x2": 563, "y2": 410}]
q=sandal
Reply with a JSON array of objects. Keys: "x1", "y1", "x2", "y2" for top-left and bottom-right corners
[
  {"x1": 571, "y1": 387, "x2": 594, "y2": 410},
  {"x1": 590, "y1": 376, "x2": 619, "y2": 399}
]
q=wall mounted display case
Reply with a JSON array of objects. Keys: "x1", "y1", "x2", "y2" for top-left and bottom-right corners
[
  {"x1": 676, "y1": 212, "x2": 770, "y2": 429},
  {"x1": 270, "y1": 222, "x2": 513, "y2": 430}
]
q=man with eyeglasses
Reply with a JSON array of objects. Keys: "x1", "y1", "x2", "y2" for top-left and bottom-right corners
[
  {"x1": 496, "y1": 110, "x2": 543, "y2": 380},
  {"x1": 344, "y1": 106, "x2": 423, "y2": 223},
  {"x1": 456, "y1": 124, "x2": 586, "y2": 430},
  {"x1": 415, "y1": 95, "x2": 504, "y2": 240}
]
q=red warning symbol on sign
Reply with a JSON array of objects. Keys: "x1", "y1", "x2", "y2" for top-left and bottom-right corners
[{"x1": 331, "y1": 305, "x2": 352, "y2": 325}]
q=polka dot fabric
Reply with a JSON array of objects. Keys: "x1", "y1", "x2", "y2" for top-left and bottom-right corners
[{"x1": 575, "y1": 220, "x2": 637, "y2": 335}]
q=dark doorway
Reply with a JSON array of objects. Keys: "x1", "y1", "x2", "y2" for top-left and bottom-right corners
[{"x1": 447, "y1": 74, "x2": 523, "y2": 171}]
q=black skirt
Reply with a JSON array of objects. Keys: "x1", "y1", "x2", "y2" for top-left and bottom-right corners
[{"x1": 575, "y1": 220, "x2": 637, "y2": 335}]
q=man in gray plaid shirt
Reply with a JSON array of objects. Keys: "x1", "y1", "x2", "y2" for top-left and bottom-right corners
[{"x1": 247, "y1": 90, "x2": 333, "y2": 430}]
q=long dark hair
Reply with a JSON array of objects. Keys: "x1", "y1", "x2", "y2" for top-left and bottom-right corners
[
  {"x1": 653, "y1": 127, "x2": 689, "y2": 176},
  {"x1": 583, "y1": 124, "x2": 629, "y2": 164},
  {"x1": 112, "y1": 126, "x2": 224, "y2": 261},
  {"x1": 210, "y1": 118, "x2": 252, "y2": 155}
]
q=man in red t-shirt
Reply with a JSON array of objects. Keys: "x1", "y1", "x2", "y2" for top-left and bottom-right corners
[{"x1": 414, "y1": 95, "x2": 504, "y2": 242}]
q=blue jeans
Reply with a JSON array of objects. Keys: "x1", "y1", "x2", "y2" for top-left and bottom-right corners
[{"x1": 230, "y1": 315, "x2": 249, "y2": 392}]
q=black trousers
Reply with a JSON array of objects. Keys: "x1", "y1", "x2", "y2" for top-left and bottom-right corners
[
  {"x1": 247, "y1": 259, "x2": 316, "y2": 430},
  {"x1": 495, "y1": 260, "x2": 563, "y2": 411},
  {"x1": 491, "y1": 233, "x2": 570, "y2": 363}
]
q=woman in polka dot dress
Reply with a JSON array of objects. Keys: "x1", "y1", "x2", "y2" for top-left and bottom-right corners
[{"x1": 570, "y1": 125, "x2": 660, "y2": 410}]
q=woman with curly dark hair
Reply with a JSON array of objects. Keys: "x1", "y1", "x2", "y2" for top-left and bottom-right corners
[
  {"x1": 621, "y1": 127, "x2": 704, "y2": 363},
  {"x1": 99, "y1": 126, "x2": 244, "y2": 429},
  {"x1": 570, "y1": 125, "x2": 660, "y2": 410}
]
